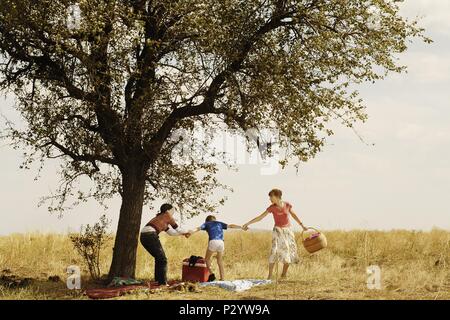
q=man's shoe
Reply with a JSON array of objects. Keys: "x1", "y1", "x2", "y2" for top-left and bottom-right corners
[{"x1": 208, "y1": 273, "x2": 216, "y2": 282}]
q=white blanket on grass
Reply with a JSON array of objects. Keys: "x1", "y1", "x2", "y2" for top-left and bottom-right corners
[{"x1": 199, "y1": 279, "x2": 272, "y2": 292}]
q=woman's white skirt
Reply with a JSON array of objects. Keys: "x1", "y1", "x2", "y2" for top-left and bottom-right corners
[{"x1": 269, "y1": 226, "x2": 299, "y2": 264}]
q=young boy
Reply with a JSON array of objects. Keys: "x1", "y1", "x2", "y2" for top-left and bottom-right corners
[{"x1": 189, "y1": 215, "x2": 242, "y2": 281}]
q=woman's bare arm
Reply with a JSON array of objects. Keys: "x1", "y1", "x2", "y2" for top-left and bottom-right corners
[
  {"x1": 290, "y1": 207, "x2": 307, "y2": 231},
  {"x1": 243, "y1": 210, "x2": 270, "y2": 229}
]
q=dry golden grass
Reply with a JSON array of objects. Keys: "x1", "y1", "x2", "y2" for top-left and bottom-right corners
[{"x1": 0, "y1": 229, "x2": 449, "y2": 300}]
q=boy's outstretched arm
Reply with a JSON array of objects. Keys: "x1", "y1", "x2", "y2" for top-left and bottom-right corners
[
  {"x1": 187, "y1": 227, "x2": 201, "y2": 234},
  {"x1": 183, "y1": 227, "x2": 201, "y2": 238},
  {"x1": 227, "y1": 224, "x2": 242, "y2": 229}
]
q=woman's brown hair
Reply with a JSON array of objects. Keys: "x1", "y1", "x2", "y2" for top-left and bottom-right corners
[{"x1": 268, "y1": 189, "x2": 282, "y2": 198}]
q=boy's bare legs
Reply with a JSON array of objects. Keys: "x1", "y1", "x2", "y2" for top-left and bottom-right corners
[
  {"x1": 216, "y1": 252, "x2": 225, "y2": 280},
  {"x1": 205, "y1": 249, "x2": 214, "y2": 274}
]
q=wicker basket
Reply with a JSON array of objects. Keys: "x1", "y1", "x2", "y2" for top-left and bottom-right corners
[{"x1": 302, "y1": 227, "x2": 327, "y2": 253}]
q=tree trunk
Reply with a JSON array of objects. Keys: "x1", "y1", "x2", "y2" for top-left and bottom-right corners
[{"x1": 107, "y1": 165, "x2": 146, "y2": 280}]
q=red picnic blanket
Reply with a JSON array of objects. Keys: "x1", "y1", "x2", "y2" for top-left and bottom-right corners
[{"x1": 85, "y1": 280, "x2": 181, "y2": 299}]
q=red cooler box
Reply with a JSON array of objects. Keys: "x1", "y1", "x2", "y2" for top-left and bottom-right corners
[{"x1": 182, "y1": 257, "x2": 210, "y2": 282}]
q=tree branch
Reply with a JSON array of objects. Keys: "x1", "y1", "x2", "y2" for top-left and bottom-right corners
[
  {"x1": 48, "y1": 139, "x2": 119, "y2": 166},
  {"x1": 144, "y1": 5, "x2": 303, "y2": 158}
]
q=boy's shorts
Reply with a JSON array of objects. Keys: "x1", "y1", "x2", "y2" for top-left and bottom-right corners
[{"x1": 208, "y1": 239, "x2": 225, "y2": 253}]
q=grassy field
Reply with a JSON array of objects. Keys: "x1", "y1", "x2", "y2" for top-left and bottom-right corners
[{"x1": 0, "y1": 229, "x2": 449, "y2": 300}]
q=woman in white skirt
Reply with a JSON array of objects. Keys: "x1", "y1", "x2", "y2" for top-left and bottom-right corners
[{"x1": 243, "y1": 189, "x2": 308, "y2": 279}]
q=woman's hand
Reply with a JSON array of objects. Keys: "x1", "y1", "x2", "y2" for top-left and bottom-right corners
[{"x1": 242, "y1": 224, "x2": 249, "y2": 231}]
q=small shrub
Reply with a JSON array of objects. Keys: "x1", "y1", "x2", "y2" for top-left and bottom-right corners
[{"x1": 70, "y1": 215, "x2": 111, "y2": 281}]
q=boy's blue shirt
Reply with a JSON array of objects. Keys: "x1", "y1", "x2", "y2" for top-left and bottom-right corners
[{"x1": 200, "y1": 221, "x2": 228, "y2": 241}]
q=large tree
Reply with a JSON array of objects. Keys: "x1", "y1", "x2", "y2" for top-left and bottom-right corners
[{"x1": 0, "y1": 0, "x2": 428, "y2": 279}]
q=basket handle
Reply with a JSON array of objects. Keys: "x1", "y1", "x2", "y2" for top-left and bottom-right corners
[{"x1": 301, "y1": 227, "x2": 320, "y2": 240}]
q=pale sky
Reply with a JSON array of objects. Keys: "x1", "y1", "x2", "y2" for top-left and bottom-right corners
[{"x1": 1, "y1": 1, "x2": 449, "y2": 235}]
